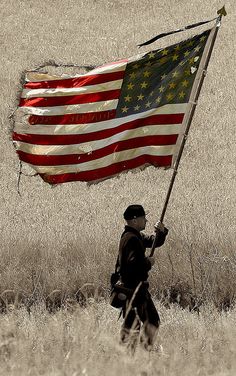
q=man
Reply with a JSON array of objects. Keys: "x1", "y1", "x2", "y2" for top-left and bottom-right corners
[{"x1": 117, "y1": 204, "x2": 168, "y2": 352}]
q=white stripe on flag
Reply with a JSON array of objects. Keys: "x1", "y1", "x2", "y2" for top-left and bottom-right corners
[
  {"x1": 28, "y1": 145, "x2": 176, "y2": 174},
  {"x1": 25, "y1": 61, "x2": 127, "y2": 82},
  {"x1": 21, "y1": 79, "x2": 123, "y2": 98},
  {"x1": 85, "y1": 61, "x2": 127, "y2": 75},
  {"x1": 20, "y1": 99, "x2": 118, "y2": 116}
]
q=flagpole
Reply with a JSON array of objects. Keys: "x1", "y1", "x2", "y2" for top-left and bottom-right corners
[{"x1": 150, "y1": 9, "x2": 226, "y2": 257}]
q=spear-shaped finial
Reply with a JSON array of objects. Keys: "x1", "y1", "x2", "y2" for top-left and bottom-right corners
[{"x1": 217, "y1": 6, "x2": 227, "y2": 17}]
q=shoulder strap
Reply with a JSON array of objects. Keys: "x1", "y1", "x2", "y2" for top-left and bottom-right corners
[
  {"x1": 115, "y1": 230, "x2": 141, "y2": 273},
  {"x1": 114, "y1": 231, "x2": 132, "y2": 274},
  {"x1": 114, "y1": 254, "x2": 120, "y2": 273}
]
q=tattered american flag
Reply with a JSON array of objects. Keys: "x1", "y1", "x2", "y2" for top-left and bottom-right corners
[{"x1": 13, "y1": 28, "x2": 213, "y2": 184}]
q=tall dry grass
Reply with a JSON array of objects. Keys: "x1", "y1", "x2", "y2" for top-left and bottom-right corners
[{"x1": 0, "y1": 301, "x2": 235, "y2": 375}]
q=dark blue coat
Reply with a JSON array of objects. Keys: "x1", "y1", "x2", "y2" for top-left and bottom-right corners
[{"x1": 118, "y1": 226, "x2": 168, "y2": 288}]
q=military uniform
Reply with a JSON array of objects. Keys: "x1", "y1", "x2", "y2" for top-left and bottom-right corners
[{"x1": 117, "y1": 206, "x2": 168, "y2": 351}]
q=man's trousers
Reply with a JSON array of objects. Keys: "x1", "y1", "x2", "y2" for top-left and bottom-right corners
[{"x1": 120, "y1": 289, "x2": 160, "y2": 351}]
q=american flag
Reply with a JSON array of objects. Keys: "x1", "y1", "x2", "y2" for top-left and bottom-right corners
[{"x1": 13, "y1": 28, "x2": 212, "y2": 184}]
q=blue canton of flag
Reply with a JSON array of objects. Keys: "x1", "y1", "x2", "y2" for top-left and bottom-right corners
[{"x1": 116, "y1": 29, "x2": 210, "y2": 117}]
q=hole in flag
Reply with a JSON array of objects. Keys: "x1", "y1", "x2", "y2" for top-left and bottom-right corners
[
  {"x1": 191, "y1": 66, "x2": 197, "y2": 74},
  {"x1": 194, "y1": 56, "x2": 199, "y2": 62}
]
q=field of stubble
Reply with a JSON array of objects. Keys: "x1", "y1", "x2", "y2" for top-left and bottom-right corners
[{"x1": 0, "y1": 0, "x2": 236, "y2": 375}]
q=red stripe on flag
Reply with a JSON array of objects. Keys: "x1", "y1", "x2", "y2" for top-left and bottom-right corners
[
  {"x1": 39, "y1": 154, "x2": 172, "y2": 184},
  {"x1": 28, "y1": 110, "x2": 117, "y2": 125},
  {"x1": 24, "y1": 71, "x2": 125, "y2": 89},
  {"x1": 20, "y1": 89, "x2": 120, "y2": 107},
  {"x1": 16, "y1": 135, "x2": 178, "y2": 166},
  {"x1": 14, "y1": 113, "x2": 184, "y2": 144}
]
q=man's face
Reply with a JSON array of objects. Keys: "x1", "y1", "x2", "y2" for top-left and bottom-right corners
[{"x1": 136, "y1": 215, "x2": 147, "y2": 231}]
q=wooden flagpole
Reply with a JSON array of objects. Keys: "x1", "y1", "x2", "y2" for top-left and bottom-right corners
[{"x1": 150, "y1": 7, "x2": 226, "y2": 257}]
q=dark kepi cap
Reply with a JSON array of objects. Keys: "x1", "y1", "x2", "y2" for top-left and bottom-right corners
[{"x1": 123, "y1": 204, "x2": 146, "y2": 220}]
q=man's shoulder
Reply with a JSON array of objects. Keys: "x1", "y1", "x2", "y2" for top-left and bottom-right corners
[
  {"x1": 120, "y1": 231, "x2": 139, "y2": 242},
  {"x1": 119, "y1": 230, "x2": 141, "y2": 249}
]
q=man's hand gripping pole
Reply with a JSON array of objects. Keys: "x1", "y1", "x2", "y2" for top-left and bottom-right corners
[{"x1": 149, "y1": 221, "x2": 165, "y2": 257}]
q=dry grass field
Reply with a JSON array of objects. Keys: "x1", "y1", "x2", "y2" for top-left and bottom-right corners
[
  {"x1": 0, "y1": 302, "x2": 236, "y2": 376},
  {"x1": 0, "y1": 0, "x2": 236, "y2": 374}
]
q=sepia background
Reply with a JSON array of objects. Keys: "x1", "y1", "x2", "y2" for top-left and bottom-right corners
[{"x1": 1, "y1": 0, "x2": 236, "y2": 301}]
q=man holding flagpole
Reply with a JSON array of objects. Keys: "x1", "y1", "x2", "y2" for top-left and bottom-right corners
[{"x1": 117, "y1": 205, "x2": 168, "y2": 352}]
